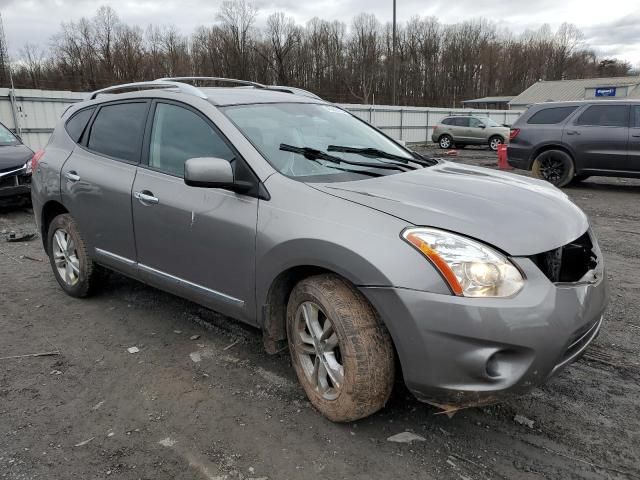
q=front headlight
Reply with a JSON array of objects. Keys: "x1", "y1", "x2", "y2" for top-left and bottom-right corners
[
  {"x1": 24, "y1": 158, "x2": 33, "y2": 175},
  {"x1": 402, "y1": 227, "x2": 524, "y2": 298}
]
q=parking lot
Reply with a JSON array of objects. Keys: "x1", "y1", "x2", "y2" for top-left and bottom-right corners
[{"x1": 1, "y1": 148, "x2": 639, "y2": 480}]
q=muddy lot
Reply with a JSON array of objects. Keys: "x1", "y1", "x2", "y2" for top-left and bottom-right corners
[{"x1": 1, "y1": 148, "x2": 639, "y2": 479}]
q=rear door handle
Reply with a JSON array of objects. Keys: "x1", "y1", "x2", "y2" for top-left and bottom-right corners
[
  {"x1": 134, "y1": 190, "x2": 159, "y2": 205},
  {"x1": 64, "y1": 171, "x2": 80, "y2": 182}
]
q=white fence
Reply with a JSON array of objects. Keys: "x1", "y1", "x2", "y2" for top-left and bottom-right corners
[
  {"x1": 1, "y1": 88, "x2": 524, "y2": 150},
  {"x1": 0, "y1": 88, "x2": 85, "y2": 149},
  {"x1": 338, "y1": 104, "x2": 524, "y2": 144}
]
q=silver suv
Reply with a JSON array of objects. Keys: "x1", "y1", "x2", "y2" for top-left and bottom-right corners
[
  {"x1": 31, "y1": 78, "x2": 607, "y2": 422},
  {"x1": 432, "y1": 115, "x2": 510, "y2": 150}
]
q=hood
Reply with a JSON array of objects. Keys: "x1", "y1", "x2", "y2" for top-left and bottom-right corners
[
  {"x1": 0, "y1": 144, "x2": 33, "y2": 171},
  {"x1": 312, "y1": 161, "x2": 588, "y2": 256}
]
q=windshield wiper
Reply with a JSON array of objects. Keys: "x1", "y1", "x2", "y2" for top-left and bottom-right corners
[
  {"x1": 327, "y1": 145, "x2": 410, "y2": 163},
  {"x1": 328, "y1": 145, "x2": 435, "y2": 168},
  {"x1": 279, "y1": 144, "x2": 413, "y2": 172}
]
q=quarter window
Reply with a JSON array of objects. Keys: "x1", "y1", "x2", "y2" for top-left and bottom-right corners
[
  {"x1": 65, "y1": 108, "x2": 95, "y2": 143},
  {"x1": 148, "y1": 103, "x2": 235, "y2": 177},
  {"x1": 87, "y1": 102, "x2": 148, "y2": 162},
  {"x1": 527, "y1": 106, "x2": 577, "y2": 124},
  {"x1": 575, "y1": 105, "x2": 629, "y2": 127}
]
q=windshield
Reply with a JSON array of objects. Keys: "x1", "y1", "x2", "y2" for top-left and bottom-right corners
[
  {"x1": 221, "y1": 103, "x2": 417, "y2": 181},
  {"x1": 0, "y1": 124, "x2": 18, "y2": 146},
  {"x1": 479, "y1": 117, "x2": 500, "y2": 127}
]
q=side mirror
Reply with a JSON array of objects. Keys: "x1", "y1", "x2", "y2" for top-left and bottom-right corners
[{"x1": 184, "y1": 157, "x2": 235, "y2": 189}]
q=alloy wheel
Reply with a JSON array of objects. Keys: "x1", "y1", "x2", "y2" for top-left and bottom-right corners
[
  {"x1": 490, "y1": 137, "x2": 502, "y2": 150},
  {"x1": 539, "y1": 153, "x2": 566, "y2": 183},
  {"x1": 293, "y1": 301, "x2": 344, "y2": 401},
  {"x1": 440, "y1": 136, "x2": 451, "y2": 149},
  {"x1": 52, "y1": 228, "x2": 80, "y2": 286}
]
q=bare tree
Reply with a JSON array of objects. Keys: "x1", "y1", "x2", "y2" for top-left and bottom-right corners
[
  {"x1": 20, "y1": 43, "x2": 46, "y2": 87},
  {"x1": 216, "y1": 0, "x2": 257, "y2": 78},
  {"x1": 6, "y1": 4, "x2": 633, "y2": 107}
]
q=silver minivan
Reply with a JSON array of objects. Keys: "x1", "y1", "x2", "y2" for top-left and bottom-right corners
[{"x1": 31, "y1": 78, "x2": 607, "y2": 422}]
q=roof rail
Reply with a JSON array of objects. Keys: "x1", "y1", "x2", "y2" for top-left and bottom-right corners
[
  {"x1": 89, "y1": 80, "x2": 208, "y2": 100},
  {"x1": 157, "y1": 77, "x2": 266, "y2": 89}
]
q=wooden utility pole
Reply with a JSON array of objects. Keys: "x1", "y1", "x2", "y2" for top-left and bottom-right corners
[{"x1": 391, "y1": 0, "x2": 397, "y2": 106}]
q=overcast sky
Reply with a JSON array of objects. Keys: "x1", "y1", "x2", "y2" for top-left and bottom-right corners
[{"x1": 2, "y1": 0, "x2": 640, "y2": 65}]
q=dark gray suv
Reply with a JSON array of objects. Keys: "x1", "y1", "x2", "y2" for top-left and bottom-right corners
[
  {"x1": 508, "y1": 100, "x2": 640, "y2": 187},
  {"x1": 31, "y1": 78, "x2": 607, "y2": 422}
]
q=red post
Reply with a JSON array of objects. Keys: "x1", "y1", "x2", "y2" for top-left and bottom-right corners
[{"x1": 497, "y1": 144, "x2": 512, "y2": 170}]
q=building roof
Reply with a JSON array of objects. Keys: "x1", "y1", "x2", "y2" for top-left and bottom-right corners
[
  {"x1": 510, "y1": 76, "x2": 640, "y2": 106},
  {"x1": 461, "y1": 96, "x2": 514, "y2": 104}
]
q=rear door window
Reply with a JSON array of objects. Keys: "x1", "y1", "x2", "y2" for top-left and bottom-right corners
[
  {"x1": 148, "y1": 102, "x2": 235, "y2": 177},
  {"x1": 575, "y1": 105, "x2": 629, "y2": 127},
  {"x1": 454, "y1": 118, "x2": 469, "y2": 127},
  {"x1": 65, "y1": 108, "x2": 95, "y2": 143},
  {"x1": 527, "y1": 106, "x2": 577, "y2": 124},
  {"x1": 87, "y1": 102, "x2": 149, "y2": 162}
]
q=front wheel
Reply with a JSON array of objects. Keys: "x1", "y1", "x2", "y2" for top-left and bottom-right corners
[
  {"x1": 47, "y1": 213, "x2": 100, "y2": 297},
  {"x1": 531, "y1": 150, "x2": 575, "y2": 188},
  {"x1": 286, "y1": 274, "x2": 395, "y2": 422}
]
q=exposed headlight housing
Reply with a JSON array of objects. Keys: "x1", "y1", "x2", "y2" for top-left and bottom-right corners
[
  {"x1": 402, "y1": 227, "x2": 524, "y2": 298},
  {"x1": 24, "y1": 158, "x2": 33, "y2": 175}
]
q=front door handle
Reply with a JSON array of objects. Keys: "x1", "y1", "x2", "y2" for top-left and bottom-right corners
[
  {"x1": 64, "y1": 171, "x2": 80, "y2": 182},
  {"x1": 632, "y1": 134, "x2": 640, "y2": 138},
  {"x1": 566, "y1": 130, "x2": 581, "y2": 135},
  {"x1": 134, "y1": 190, "x2": 159, "y2": 205}
]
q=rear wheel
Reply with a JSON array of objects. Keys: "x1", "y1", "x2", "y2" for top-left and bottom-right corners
[
  {"x1": 438, "y1": 135, "x2": 453, "y2": 149},
  {"x1": 286, "y1": 274, "x2": 394, "y2": 422},
  {"x1": 488, "y1": 135, "x2": 503, "y2": 151},
  {"x1": 532, "y1": 149, "x2": 575, "y2": 188},
  {"x1": 47, "y1": 214, "x2": 100, "y2": 297}
]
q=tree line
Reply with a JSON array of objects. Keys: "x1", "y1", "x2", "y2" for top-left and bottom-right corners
[{"x1": 1, "y1": 2, "x2": 634, "y2": 106}]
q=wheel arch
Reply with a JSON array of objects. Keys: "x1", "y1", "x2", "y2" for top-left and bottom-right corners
[
  {"x1": 257, "y1": 239, "x2": 398, "y2": 354},
  {"x1": 40, "y1": 200, "x2": 69, "y2": 254},
  {"x1": 530, "y1": 144, "x2": 576, "y2": 170}
]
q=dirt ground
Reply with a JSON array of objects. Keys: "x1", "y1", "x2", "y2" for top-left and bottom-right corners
[{"x1": 1, "y1": 148, "x2": 639, "y2": 480}]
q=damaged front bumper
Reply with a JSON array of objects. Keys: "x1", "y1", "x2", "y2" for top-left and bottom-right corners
[
  {"x1": 0, "y1": 165, "x2": 31, "y2": 198},
  {"x1": 360, "y1": 255, "x2": 607, "y2": 409}
]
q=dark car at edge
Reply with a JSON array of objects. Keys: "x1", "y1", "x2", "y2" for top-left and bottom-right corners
[
  {"x1": 508, "y1": 100, "x2": 640, "y2": 187},
  {"x1": 0, "y1": 122, "x2": 34, "y2": 200}
]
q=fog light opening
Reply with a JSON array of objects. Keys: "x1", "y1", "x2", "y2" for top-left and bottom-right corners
[{"x1": 486, "y1": 352, "x2": 503, "y2": 379}]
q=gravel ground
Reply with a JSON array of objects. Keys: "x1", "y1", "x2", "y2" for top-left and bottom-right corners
[{"x1": 1, "y1": 148, "x2": 639, "y2": 479}]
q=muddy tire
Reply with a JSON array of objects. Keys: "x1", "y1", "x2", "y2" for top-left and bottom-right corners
[
  {"x1": 286, "y1": 274, "x2": 394, "y2": 422},
  {"x1": 47, "y1": 213, "x2": 100, "y2": 298},
  {"x1": 438, "y1": 135, "x2": 453, "y2": 149},
  {"x1": 532, "y1": 149, "x2": 575, "y2": 188}
]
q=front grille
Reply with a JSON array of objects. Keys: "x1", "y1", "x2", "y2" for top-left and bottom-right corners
[{"x1": 529, "y1": 231, "x2": 598, "y2": 283}]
